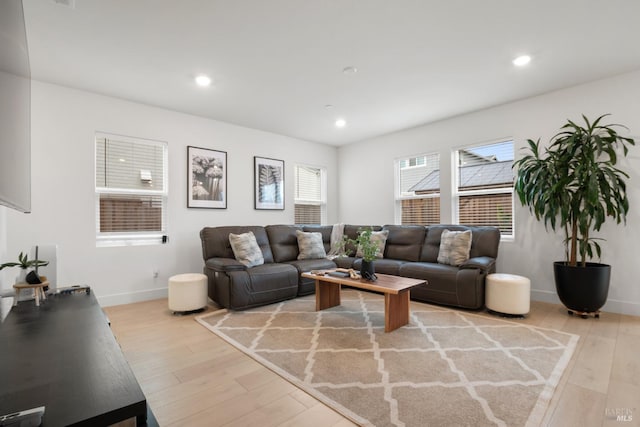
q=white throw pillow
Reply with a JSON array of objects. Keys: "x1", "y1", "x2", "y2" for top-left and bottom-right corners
[
  {"x1": 356, "y1": 229, "x2": 389, "y2": 259},
  {"x1": 229, "y1": 231, "x2": 264, "y2": 267},
  {"x1": 437, "y1": 229, "x2": 472, "y2": 266},
  {"x1": 296, "y1": 230, "x2": 327, "y2": 260}
]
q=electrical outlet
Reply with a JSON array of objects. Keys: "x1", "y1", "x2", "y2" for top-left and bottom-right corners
[{"x1": 153, "y1": 270, "x2": 159, "y2": 278}]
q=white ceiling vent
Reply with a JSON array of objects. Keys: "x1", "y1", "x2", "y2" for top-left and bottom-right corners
[{"x1": 52, "y1": 0, "x2": 75, "y2": 9}]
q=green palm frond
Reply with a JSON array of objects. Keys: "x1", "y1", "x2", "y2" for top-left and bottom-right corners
[{"x1": 513, "y1": 114, "x2": 635, "y2": 267}]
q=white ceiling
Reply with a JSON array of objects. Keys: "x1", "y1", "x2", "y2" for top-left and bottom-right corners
[{"x1": 22, "y1": 0, "x2": 640, "y2": 146}]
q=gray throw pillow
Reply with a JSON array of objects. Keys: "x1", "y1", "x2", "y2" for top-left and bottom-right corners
[
  {"x1": 296, "y1": 230, "x2": 327, "y2": 260},
  {"x1": 356, "y1": 229, "x2": 389, "y2": 259},
  {"x1": 437, "y1": 229, "x2": 472, "y2": 266},
  {"x1": 229, "y1": 231, "x2": 264, "y2": 267}
]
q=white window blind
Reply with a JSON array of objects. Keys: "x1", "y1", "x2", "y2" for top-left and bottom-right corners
[
  {"x1": 397, "y1": 153, "x2": 440, "y2": 225},
  {"x1": 294, "y1": 165, "x2": 326, "y2": 225},
  {"x1": 454, "y1": 140, "x2": 514, "y2": 237},
  {"x1": 95, "y1": 133, "x2": 168, "y2": 246}
]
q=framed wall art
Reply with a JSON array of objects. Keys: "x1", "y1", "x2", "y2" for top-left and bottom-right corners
[
  {"x1": 254, "y1": 156, "x2": 284, "y2": 210},
  {"x1": 188, "y1": 146, "x2": 227, "y2": 209}
]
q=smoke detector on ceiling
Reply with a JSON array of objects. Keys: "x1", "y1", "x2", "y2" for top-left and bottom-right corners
[{"x1": 52, "y1": 0, "x2": 75, "y2": 9}]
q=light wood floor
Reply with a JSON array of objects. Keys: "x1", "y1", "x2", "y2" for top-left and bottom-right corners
[{"x1": 104, "y1": 298, "x2": 640, "y2": 427}]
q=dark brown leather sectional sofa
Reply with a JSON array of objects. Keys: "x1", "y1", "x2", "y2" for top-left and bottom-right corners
[{"x1": 200, "y1": 224, "x2": 500, "y2": 311}]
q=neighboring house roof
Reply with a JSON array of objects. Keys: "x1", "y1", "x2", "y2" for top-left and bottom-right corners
[
  {"x1": 408, "y1": 160, "x2": 513, "y2": 193},
  {"x1": 409, "y1": 169, "x2": 440, "y2": 193}
]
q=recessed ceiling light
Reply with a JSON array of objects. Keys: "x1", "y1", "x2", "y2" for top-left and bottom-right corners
[
  {"x1": 335, "y1": 118, "x2": 347, "y2": 128},
  {"x1": 195, "y1": 75, "x2": 212, "y2": 87},
  {"x1": 512, "y1": 55, "x2": 531, "y2": 67},
  {"x1": 342, "y1": 66, "x2": 358, "y2": 75}
]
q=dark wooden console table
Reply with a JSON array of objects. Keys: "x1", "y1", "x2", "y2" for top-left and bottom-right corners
[{"x1": 0, "y1": 291, "x2": 153, "y2": 426}]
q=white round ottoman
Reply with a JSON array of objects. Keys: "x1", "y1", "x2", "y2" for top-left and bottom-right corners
[
  {"x1": 168, "y1": 273, "x2": 208, "y2": 314},
  {"x1": 486, "y1": 273, "x2": 530, "y2": 316}
]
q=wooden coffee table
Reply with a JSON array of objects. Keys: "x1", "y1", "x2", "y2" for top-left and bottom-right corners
[{"x1": 301, "y1": 272, "x2": 426, "y2": 332}]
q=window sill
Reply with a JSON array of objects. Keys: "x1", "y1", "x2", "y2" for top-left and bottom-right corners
[{"x1": 96, "y1": 235, "x2": 166, "y2": 248}]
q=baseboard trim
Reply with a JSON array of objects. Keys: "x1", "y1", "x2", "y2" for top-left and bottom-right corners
[
  {"x1": 531, "y1": 288, "x2": 640, "y2": 316},
  {"x1": 601, "y1": 299, "x2": 640, "y2": 317},
  {"x1": 98, "y1": 287, "x2": 168, "y2": 307},
  {"x1": 97, "y1": 286, "x2": 640, "y2": 316},
  {"x1": 530, "y1": 289, "x2": 560, "y2": 304}
]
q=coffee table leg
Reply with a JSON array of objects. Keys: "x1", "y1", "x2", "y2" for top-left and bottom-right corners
[
  {"x1": 384, "y1": 290, "x2": 411, "y2": 332},
  {"x1": 315, "y1": 280, "x2": 341, "y2": 311}
]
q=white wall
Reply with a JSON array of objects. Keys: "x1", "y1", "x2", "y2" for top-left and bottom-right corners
[
  {"x1": 0, "y1": 206, "x2": 7, "y2": 291},
  {"x1": 339, "y1": 70, "x2": 640, "y2": 316},
  {"x1": 4, "y1": 81, "x2": 338, "y2": 306},
  {"x1": 6, "y1": 72, "x2": 640, "y2": 314}
]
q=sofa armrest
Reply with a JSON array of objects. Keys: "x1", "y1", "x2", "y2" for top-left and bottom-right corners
[
  {"x1": 459, "y1": 256, "x2": 495, "y2": 273},
  {"x1": 205, "y1": 257, "x2": 247, "y2": 272}
]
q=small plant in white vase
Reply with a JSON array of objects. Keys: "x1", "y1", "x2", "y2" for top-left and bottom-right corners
[{"x1": 0, "y1": 252, "x2": 49, "y2": 283}]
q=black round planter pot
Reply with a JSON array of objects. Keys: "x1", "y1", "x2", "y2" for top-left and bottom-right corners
[
  {"x1": 361, "y1": 260, "x2": 376, "y2": 281},
  {"x1": 553, "y1": 261, "x2": 611, "y2": 313}
]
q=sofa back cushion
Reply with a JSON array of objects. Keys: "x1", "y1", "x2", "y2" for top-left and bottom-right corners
[
  {"x1": 382, "y1": 224, "x2": 426, "y2": 261},
  {"x1": 420, "y1": 225, "x2": 500, "y2": 262},
  {"x1": 467, "y1": 226, "x2": 501, "y2": 259},
  {"x1": 343, "y1": 225, "x2": 383, "y2": 257},
  {"x1": 302, "y1": 225, "x2": 333, "y2": 253},
  {"x1": 265, "y1": 225, "x2": 302, "y2": 262},
  {"x1": 200, "y1": 226, "x2": 274, "y2": 263}
]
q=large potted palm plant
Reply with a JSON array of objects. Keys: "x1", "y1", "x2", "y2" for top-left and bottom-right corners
[{"x1": 513, "y1": 115, "x2": 635, "y2": 317}]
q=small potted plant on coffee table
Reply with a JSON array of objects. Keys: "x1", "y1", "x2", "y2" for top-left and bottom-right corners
[{"x1": 349, "y1": 228, "x2": 380, "y2": 281}]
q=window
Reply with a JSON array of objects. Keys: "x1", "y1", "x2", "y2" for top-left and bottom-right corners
[
  {"x1": 294, "y1": 164, "x2": 326, "y2": 224},
  {"x1": 95, "y1": 133, "x2": 168, "y2": 246},
  {"x1": 454, "y1": 140, "x2": 514, "y2": 237},
  {"x1": 396, "y1": 153, "x2": 440, "y2": 225},
  {"x1": 399, "y1": 155, "x2": 426, "y2": 168}
]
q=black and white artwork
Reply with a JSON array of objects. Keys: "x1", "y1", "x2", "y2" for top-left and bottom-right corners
[
  {"x1": 188, "y1": 146, "x2": 227, "y2": 209},
  {"x1": 254, "y1": 156, "x2": 284, "y2": 210}
]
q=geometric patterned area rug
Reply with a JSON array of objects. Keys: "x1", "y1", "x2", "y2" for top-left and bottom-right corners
[{"x1": 196, "y1": 289, "x2": 579, "y2": 427}]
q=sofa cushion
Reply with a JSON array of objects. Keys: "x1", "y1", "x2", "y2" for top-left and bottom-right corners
[
  {"x1": 382, "y1": 225, "x2": 426, "y2": 261},
  {"x1": 220, "y1": 263, "x2": 299, "y2": 309},
  {"x1": 399, "y1": 262, "x2": 460, "y2": 293},
  {"x1": 205, "y1": 258, "x2": 246, "y2": 272},
  {"x1": 296, "y1": 230, "x2": 327, "y2": 259},
  {"x1": 353, "y1": 258, "x2": 406, "y2": 276},
  {"x1": 356, "y1": 229, "x2": 388, "y2": 259},
  {"x1": 468, "y1": 227, "x2": 501, "y2": 259},
  {"x1": 266, "y1": 225, "x2": 301, "y2": 262},
  {"x1": 334, "y1": 256, "x2": 356, "y2": 269},
  {"x1": 229, "y1": 231, "x2": 264, "y2": 267},
  {"x1": 201, "y1": 226, "x2": 274, "y2": 263},
  {"x1": 284, "y1": 258, "x2": 338, "y2": 296},
  {"x1": 437, "y1": 229, "x2": 472, "y2": 266}
]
